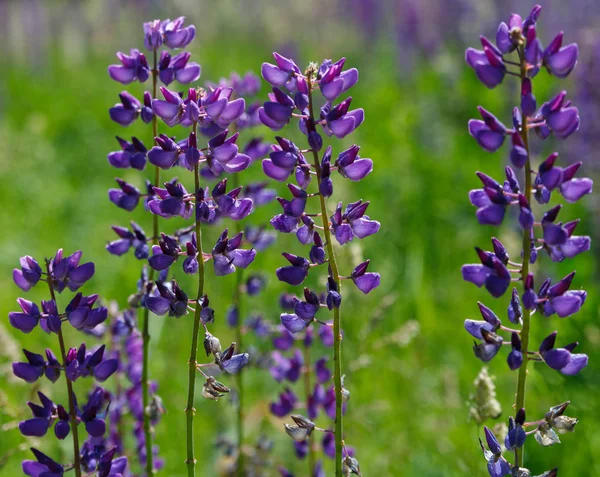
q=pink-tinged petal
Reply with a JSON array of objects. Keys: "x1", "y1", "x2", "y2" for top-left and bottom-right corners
[{"x1": 108, "y1": 65, "x2": 135, "y2": 84}]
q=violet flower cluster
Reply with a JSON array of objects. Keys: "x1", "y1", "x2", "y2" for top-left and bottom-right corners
[
  {"x1": 10, "y1": 251, "x2": 126, "y2": 477},
  {"x1": 463, "y1": 5, "x2": 591, "y2": 476},
  {"x1": 106, "y1": 17, "x2": 277, "y2": 477},
  {"x1": 259, "y1": 53, "x2": 378, "y2": 476}
]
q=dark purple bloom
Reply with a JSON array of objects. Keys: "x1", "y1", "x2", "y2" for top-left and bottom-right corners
[
  {"x1": 108, "y1": 49, "x2": 150, "y2": 84},
  {"x1": 543, "y1": 32, "x2": 579, "y2": 78},
  {"x1": 262, "y1": 137, "x2": 304, "y2": 182},
  {"x1": 19, "y1": 392, "x2": 57, "y2": 438},
  {"x1": 211, "y1": 229, "x2": 256, "y2": 276},
  {"x1": 146, "y1": 280, "x2": 189, "y2": 318},
  {"x1": 480, "y1": 428, "x2": 511, "y2": 477},
  {"x1": 106, "y1": 221, "x2": 149, "y2": 259},
  {"x1": 331, "y1": 200, "x2": 380, "y2": 245},
  {"x1": 468, "y1": 107, "x2": 507, "y2": 152},
  {"x1": 270, "y1": 388, "x2": 298, "y2": 417},
  {"x1": 507, "y1": 332, "x2": 523, "y2": 370},
  {"x1": 8, "y1": 298, "x2": 41, "y2": 333},
  {"x1": 212, "y1": 179, "x2": 253, "y2": 220},
  {"x1": 351, "y1": 260, "x2": 380, "y2": 294},
  {"x1": 505, "y1": 412, "x2": 526, "y2": 451},
  {"x1": 462, "y1": 243, "x2": 511, "y2": 298},
  {"x1": 148, "y1": 133, "x2": 181, "y2": 169},
  {"x1": 22, "y1": 448, "x2": 65, "y2": 477},
  {"x1": 276, "y1": 253, "x2": 310, "y2": 286},
  {"x1": 464, "y1": 301, "x2": 501, "y2": 340},
  {"x1": 107, "y1": 136, "x2": 147, "y2": 170},
  {"x1": 110, "y1": 91, "x2": 143, "y2": 126},
  {"x1": 108, "y1": 178, "x2": 140, "y2": 212},
  {"x1": 321, "y1": 97, "x2": 364, "y2": 138},
  {"x1": 259, "y1": 87, "x2": 295, "y2": 131},
  {"x1": 465, "y1": 36, "x2": 506, "y2": 89},
  {"x1": 81, "y1": 387, "x2": 108, "y2": 437},
  {"x1": 65, "y1": 293, "x2": 108, "y2": 331},
  {"x1": 538, "y1": 90, "x2": 580, "y2": 139},
  {"x1": 13, "y1": 349, "x2": 46, "y2": 383},
  {"x1": 149, "y1": 180, "x2": 193, "y2": 219},
  {"x1": 148, "y1": 233, "x2": 182, "y2": 271},
  {"x1": 539, "y1": 272, "x2": 587, "y2": 318},
  {"x1": 335, "y1": 144, "x2": 373, "y2": 181},
  {"x1": 158, "y1": 51, "x2": 201, "y2": 85},
  {"x1": 318, "y1": 58, "x2": 359, "y2": 102},
  {"x1": 261, "y1": 52, "x2": 302, "y2": 91},
  {"x1": 144, "y1": 17, "x2": 196, "y2": 50},
  {"x1": 539, "y1": 331, "x2": 588, "y2": 375},
  {"x1": 48, "y1": 249, "x2": 95, "y2": 293},
  {"x1": 13, "y1": 255, "x2": 42, "y2": 292},
  {"x1": 208, "y1": 131, "x2": 251, "y2": 174},
  {"x1": 559, "y1": 162, "x2": 593, "y2": 203}
]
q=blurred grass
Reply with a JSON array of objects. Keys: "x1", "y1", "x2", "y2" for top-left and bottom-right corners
[{"x1": 1, "y1": 8, "x2": 600, "y2": 477}]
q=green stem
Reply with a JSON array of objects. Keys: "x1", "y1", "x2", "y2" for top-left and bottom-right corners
[
  {"x1": 303, "y1": 340, "x2": 316, "y2": 475},
  {"x1": 141, "y1": 48, "x2": 160, "y2": 477},
  {"x1": 306, "y1": 73, "x2": 344, "y2": 477},
  {"x1": 514, "y1": 46, "x2": 533, "y2": 469},
  {"x1": 232, "y1": 173, "x2": 246, "y2": 477},
  {"x1": 45, "y1": 263, "x2": 81, "y2": 477},
  {"x1": 186, "y1": 122, "x2": 206, "y2": 477}
]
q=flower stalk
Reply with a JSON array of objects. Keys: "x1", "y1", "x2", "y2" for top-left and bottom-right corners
[{"x1": 306, "y1": 72, "x2": 344, "y2": 477}]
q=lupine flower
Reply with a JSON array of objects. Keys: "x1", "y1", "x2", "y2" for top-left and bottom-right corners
[
  {"x1": 284, "y1": 414, "x2": 315, "y2": 442},
  {"x1": 212, "y1": 179, "x2": 253, "y2": 220},
  {"x1": 464, "y1": 302, "x2": 502, "y2": 340},
  {"x1": 108, "y1": 178, "x2": 141, "y2": 212},
  {"x1": 350, "y1": 260, "x2": 381, "y2": 294},
  {"x1": 66, "y1": 293, "x2": 109, "y2": 331},
  {"x1": 152, "y1": 87, "x2": 184, "y2": 127},
  {"x1": 216, "y1": 342, "x2": 250, "y2": 374},
  {"x1": 64, "y1": 344, "x2": 118, "y2": 382},
  {"x1": 108, "y1": 49, "x2": 150, "y2": 84},
  {"x1": 158, "y1": 51, "x2": 201, "y2": 85},
  {"x1": 80, "y1": 387, "x2": 109, "y2": 437},
  {"x1": 538, "y1": 272, "x2": 587, "y2": 318},
  {"x1": 145, "y1": 280, "x2": 189, "y2": 317},
  {"x1": 211, "y1": 229, "x2": 256, "y2": 276},
  {"x1": 537, "y1": 90, "x2": 580, "y2": 139},
  {"x1": 263, "y1": 136, "x2": 304, "y2": 182},
  {"x1": 539, "y1": 331, "x2": 588, "y2": 375},
  {"x1": 543, "y1": 32, "x2": 579, "y2": 78},
  {"x1": 469, "y1": 172, "x2": 511, "y2": 226},
  {"x1": 321, "y1": 97, "x2": 365, "y2": 138},
  {"x1": 462, "y1": 243, "x2": 511, "y2": 298},
  {"x1": 261, "y1": 52, "x2": 302, "y2": 91},
  {"x1": 330, "y1": 200, "x2": 380, "y2": 245},
  {"x1": 318, "y1": 58, "x2": 359, "y2": 102},
  {"x1": 149, "y1": 180, "x2": 193, "y2": 219},
  {"x1": 465, "y1": 36, "x2": 506, "y2": 88},
  {"x1": 107, "y1": 222, "x2": 149, "y2": 259},
  {"x1": 507, "y1": 332, "x2": 523, "y2": 370},
  {"x1": 13, "y1": 349, "x2": 49, "y2": 383},
  {"x1": 335, "y1": 144, "x2": 373, "y2": 181},
  {"x1": 148, "y1": 233, "x2": 182, "y2": 271},
  {"x1": 148, "y1": 133, "x2": 182, "y2": 169},
  {"x1": 22, "y1": 448, "x2": 65, "y2": 477},
  {"x1": 107, "y1": 136, "x2": 148, "y2": 170},
  {"x1": 259, "y1": 87, "x2": 295, "y2": 130},
  {"x1": 49, "y1": 249, "x2": 95, "y2": 293},
  {"x1": 505, "y1": 410, "x2": 527, "y2": 451},
  {"x1": 13, "y1": 255, "x2": 42, "y2": 292},
  {"x1": 9, "y1": 298, "x2": 42, "y2": 333},
  {"x1": 270, "y1": 388, "x2": 298, "y2": 417},
  {"x1": 110, "y1": 91, "x2": 143, "y2": 126},
  {"x1": 468, "y1": 107, "x2": 507, "y2": 152},
  {"x1": 276, "y1": 253, "x2": 310, "y2": 286},
  {"x1": 480, "y1": 427, "x2": 511, "y2": 477},
  {"x1": 144, "y1": 17, "x2": 196, "y2": 50}
]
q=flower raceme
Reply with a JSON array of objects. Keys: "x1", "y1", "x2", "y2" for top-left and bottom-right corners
[
  {"x1": 259, "y1": 52, "x2": 375, "y2": 476},
  {"x1": 463, "y1": 5, "x2": 591, "y2": 476}
]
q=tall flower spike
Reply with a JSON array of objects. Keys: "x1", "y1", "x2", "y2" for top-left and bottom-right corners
[
  {"x1": 260, "y1": 54, "x2": 372, "y2": 476},
  {"x1": 464, "y1": 5, "x2": 590, "y2": 475}
]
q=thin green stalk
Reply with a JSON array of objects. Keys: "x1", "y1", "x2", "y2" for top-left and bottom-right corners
[
  {"x1": 303, "y1": 340, "x2": 316, "y2": 475},
  {"x1": 44, "y1": 263, "x2": 81, "y2": 477},
  {"x1": 232, "y1": 173, "x2": 246, "y2": 477},
  {"x1": 141, "y1": 48, "x2": 160, "y2": 476},
  {"x1": 514, "y1": 46, "x2": 533, "y2": 469},
  {"x1": 186, "y1": 122, "x2": 206, "y2": 477},
  {"x1": 306, "y1": 73, "x2": 344, "y2": 477}
]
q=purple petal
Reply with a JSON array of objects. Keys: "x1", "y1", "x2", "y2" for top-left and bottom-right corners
[
  {"x1": 353, "y1": 272, "x2": 380, "y2": 294},
  {"x1": 560, "y1": 353, "x2": 588, "y2": 375},
  {"x1": 19, "y1": 418, "x2": 50, "y2": 437}
]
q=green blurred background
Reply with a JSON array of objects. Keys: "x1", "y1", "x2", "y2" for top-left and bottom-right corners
[{"x1": 1, "y1": 0, "x2": 599, "y2": 475}]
